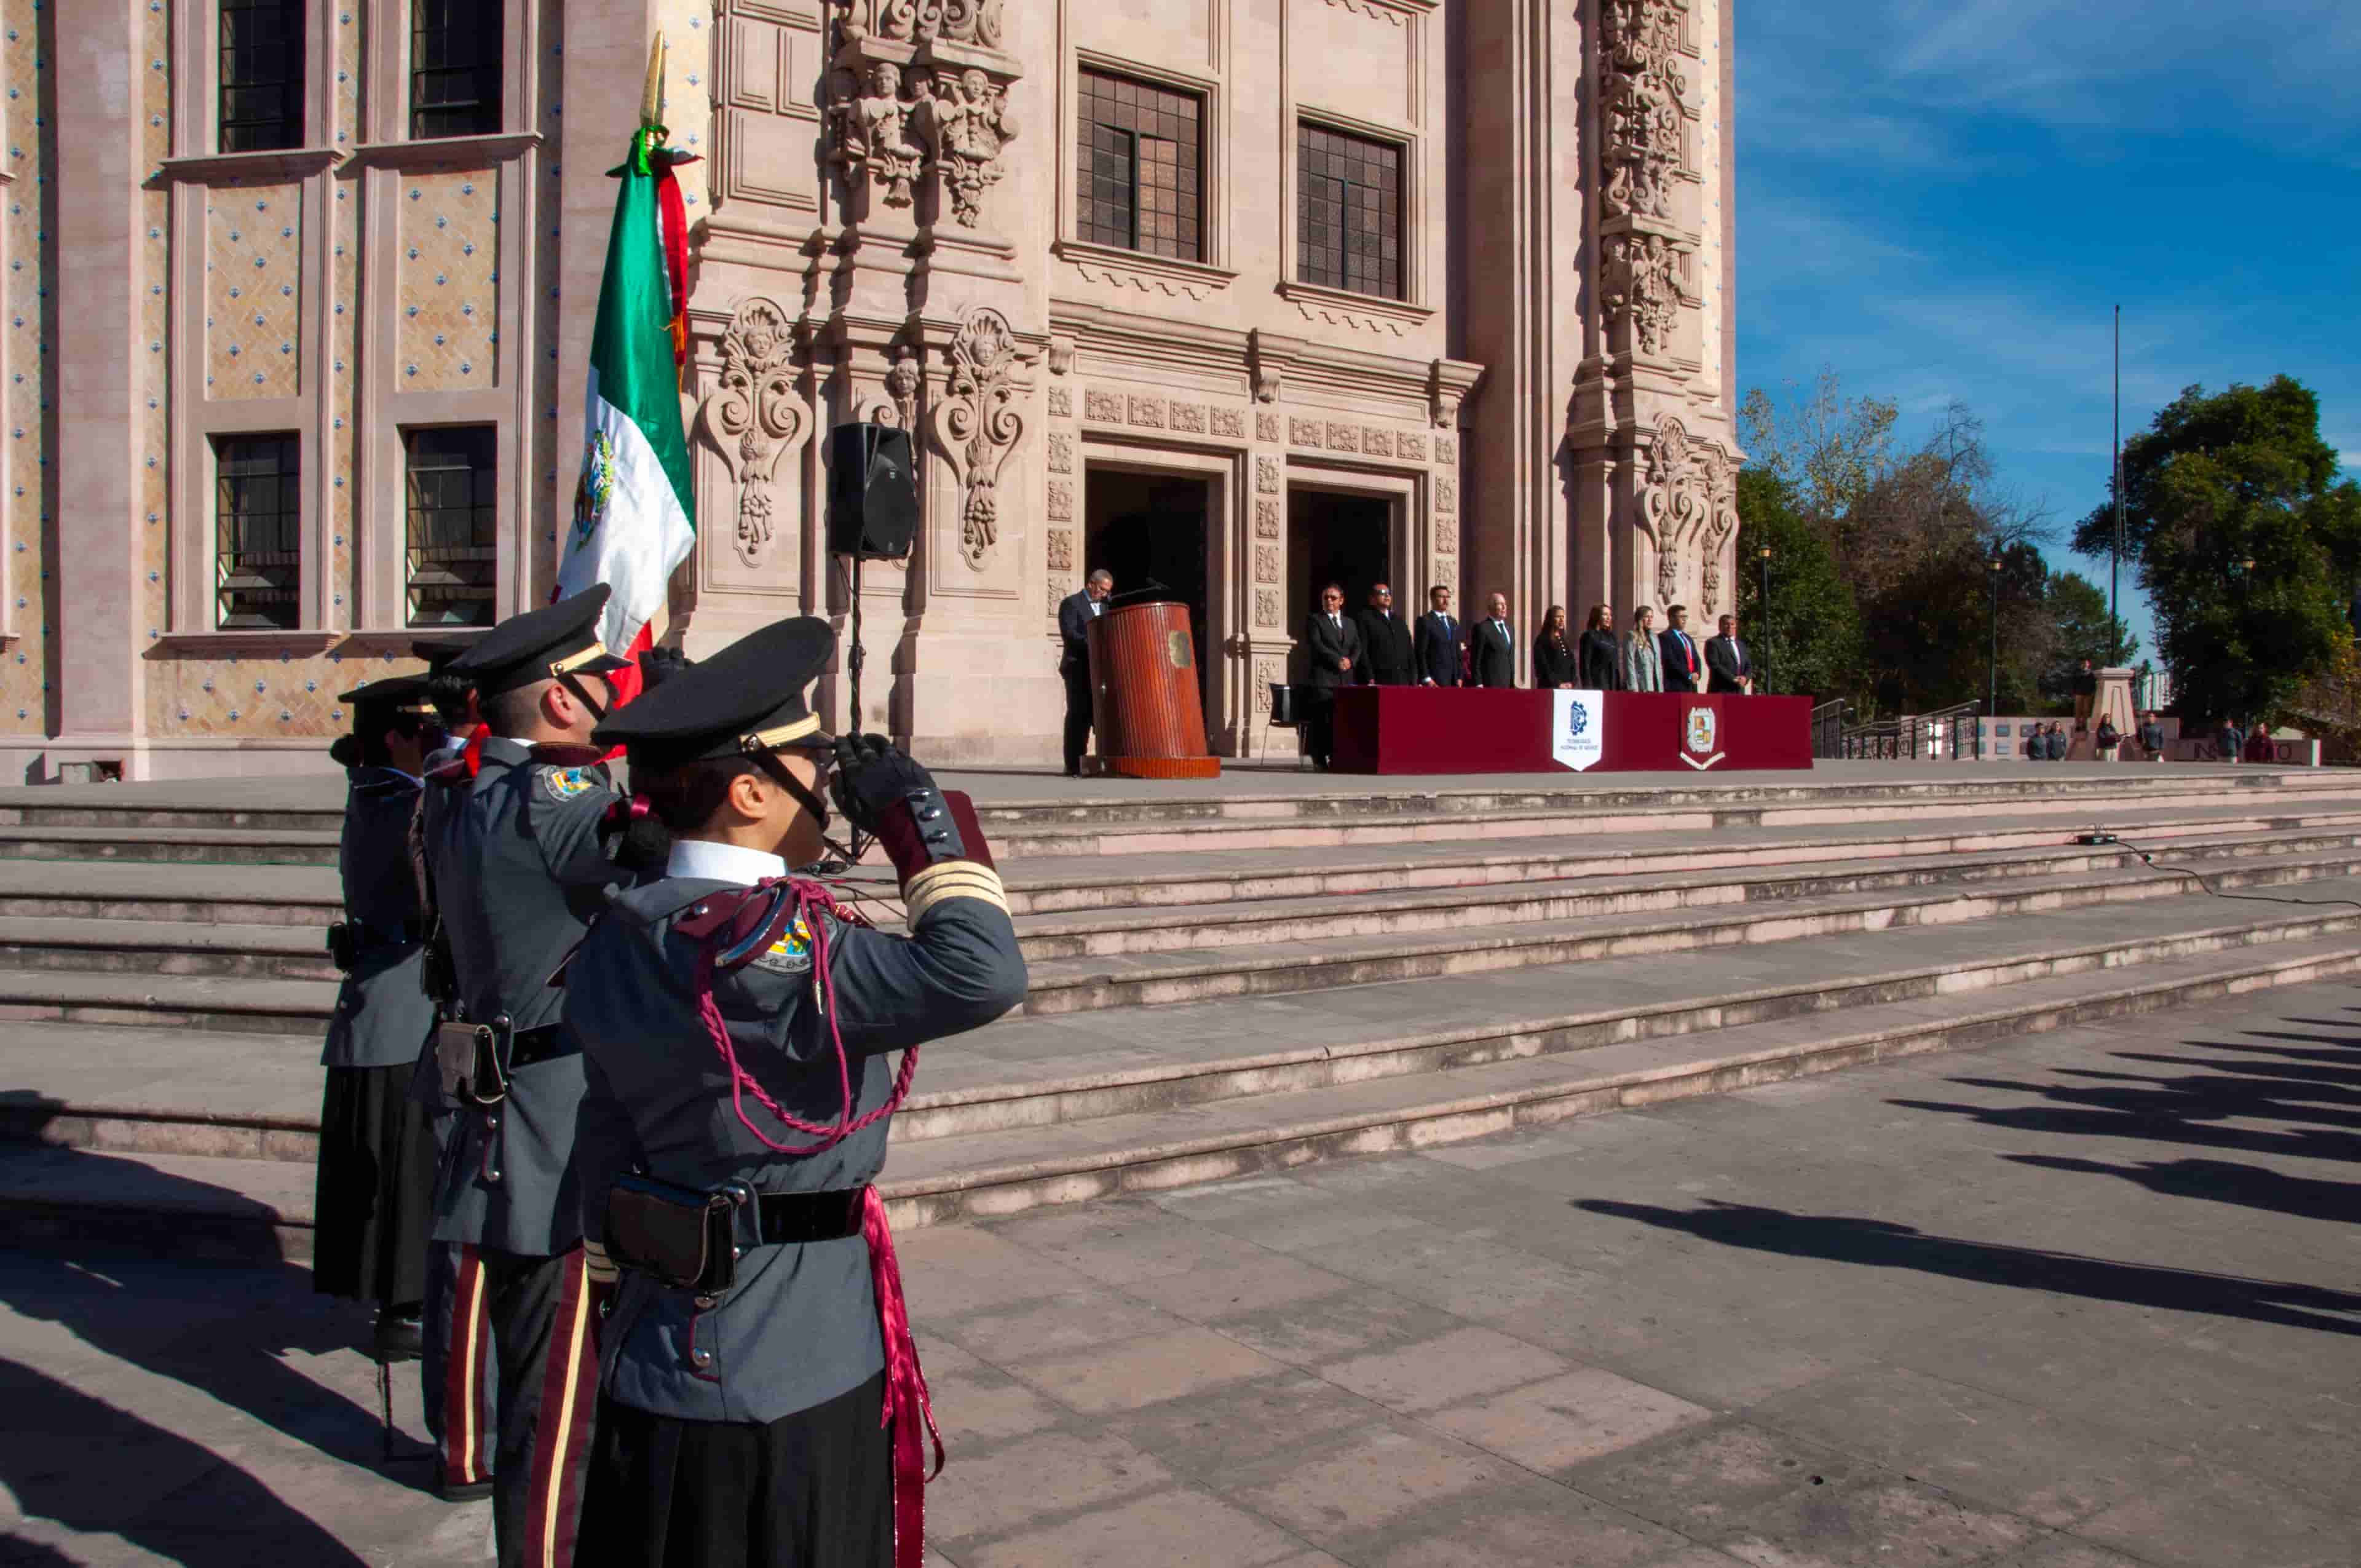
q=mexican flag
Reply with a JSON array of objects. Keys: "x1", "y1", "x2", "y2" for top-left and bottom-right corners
[{"x1": 553, "y1": 105, "x2": 697, "y2": 710}]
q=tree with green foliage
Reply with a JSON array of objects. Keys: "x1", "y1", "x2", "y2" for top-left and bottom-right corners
[
  {"x1": 2039, "y1": 570, "x2": 2137, "y2": 705},
  {"x1": 1734, "y1": 467, "x2": 1859, "y2": 700},
  {"x1": 2072, "y1": 376, "x2": 2361, "y2": 722}
]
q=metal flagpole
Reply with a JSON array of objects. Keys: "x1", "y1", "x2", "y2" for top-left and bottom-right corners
[{"x1": 2111, "y1": 305, "x2": 2122, "y2": 656}]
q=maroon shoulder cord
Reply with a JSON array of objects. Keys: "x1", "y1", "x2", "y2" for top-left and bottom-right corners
[{"x1": 686, "y1": 874, "x2": 945, "y2": 1567}]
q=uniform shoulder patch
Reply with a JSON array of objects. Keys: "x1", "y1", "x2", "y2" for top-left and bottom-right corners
[
  {"x1": 539, "y1": 765, "x2": 596, "y2": 804},
  {"x1": 749, "y1": 915, "x2": 816, "y2": 975}
]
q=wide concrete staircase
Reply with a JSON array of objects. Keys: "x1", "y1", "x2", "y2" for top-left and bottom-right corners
[{"x1": 6, "y1": 767, "x2": 2361, "y2": 1261}]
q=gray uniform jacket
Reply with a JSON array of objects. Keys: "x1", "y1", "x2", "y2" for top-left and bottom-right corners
[
  {"x1": 320, "y1": 768, "x2": 438, "y2": 1070},
  {"x1": 427, "y1": 737, "x2": 625, "y2": 1257},
  {"x1": 566, "y1": 863, "x2": 1027, "y2": 1425}
]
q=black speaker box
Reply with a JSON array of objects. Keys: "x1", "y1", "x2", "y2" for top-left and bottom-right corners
[{"x1": 826, "y1": 422, "x2": 919, "y2": 561}]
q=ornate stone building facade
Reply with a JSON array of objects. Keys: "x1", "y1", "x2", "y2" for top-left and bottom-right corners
[{"x1": 14, "y1": 0, "x2": 1736, "y2": 779}]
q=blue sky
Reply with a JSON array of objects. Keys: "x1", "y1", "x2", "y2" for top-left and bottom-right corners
[{"x1": 1733, "y1": 0, "x2": 2361, "y2": 660}]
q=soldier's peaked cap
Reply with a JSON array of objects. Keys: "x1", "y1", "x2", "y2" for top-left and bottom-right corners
[
  {"x1": 448, "y1": 585, "x2": 631, "y2": 696},
  {"x1": 592, "y1": 617, "x2": 836, "y2": 769},
  {"x1": 339, "y1": 674, "x2": 437, "y2": 713},
  {"x1": 409, "y1": 635, "x2": 476, "y2": 673}
]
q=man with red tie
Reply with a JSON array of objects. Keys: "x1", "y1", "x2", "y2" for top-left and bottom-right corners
[{"x1": 1658, "y1": 603, "x2": 1704, "y2": 695}]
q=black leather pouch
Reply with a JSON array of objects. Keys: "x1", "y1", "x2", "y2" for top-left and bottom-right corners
[
  {"x1": 325, "y1": 922, "x2": 358, "y2": 973},
  {"x1": 604, "y1": 1174, "x2": 740, "y2": 1296},
  {"x1": 435, "y1": 1020, "x2": 508, "y2": 1106}
]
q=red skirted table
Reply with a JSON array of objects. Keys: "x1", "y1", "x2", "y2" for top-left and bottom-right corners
[{"x1": 1327, "y1": 687, "x2": 1813, "y2": 774}]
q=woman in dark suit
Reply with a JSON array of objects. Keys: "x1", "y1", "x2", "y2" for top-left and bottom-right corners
[
  {"x1": 1578, "y1": 604, "x2": 1625, "y2": 690},
  {"x1": 1533, "y1": 605, "x2": 1580, "y2": 689}
]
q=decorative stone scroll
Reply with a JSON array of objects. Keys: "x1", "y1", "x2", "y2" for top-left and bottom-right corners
[
  {"x1": 928, "y1": 307, "x2": 1029, "y2": 568},
  {"x1": 1599, "y1": 0, "x2": 1690, "y2": 224},
  {"x1": 694, "y1": 298, "x2": 810, "y2": 566},
  {"x1": 839, "y1": 0, "x2": 1006, "y2": 48},
  {"x1": 1639, "y1": 415, "x2": 1738, "y2": 609}
]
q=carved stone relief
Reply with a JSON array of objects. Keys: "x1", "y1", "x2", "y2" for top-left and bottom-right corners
[
  {"x1": 1289, "y1": 417, "x2": 1321, "y2": 448},
  {"x1": 839, "y1": 0, "x2": 1006, "y2": 48},
  {"x1": 1363, "y1": 427, "x2": 1393, "y2": 458},
  {"x1": 1084, "y1": 388, "x2": 1122, "y2": 424},
  {"x1": 1435, "y1": 434, "x2": 1457, "y2": 464},
  {"x1": 1046, "y1": 430, "x2": 1074, "y2": 473},
  {"x1": 1255, "y1": 457, "x2": 1281, "y2": 494},
  {"x1": 1169, "y1": 402, "x2": 1206, "y2": 435},
  {"x1": 693, "y1": 298, "x2": 809, "y2": 566},
  {"x1": 1045, "y1": 478, "x2": 1073, "y2": 521},
  {"x1": 1255, "y1": 411, "x2": 1281, "y2": 443},
  {"x1": 1639, "y1": 414, "x2": 1738, "y2": 610},
  {"x1": 1126, "y1": 394, "x2": 1166, "y2": 429},
  {"x1": 1436, "y1": 477, "x2": 1458, "y2": 514},
  {"x1": 1252, "y1": 655, "x2": 1283, "y2": 711},
  {"x1": 1255, "y1": 588, "x2": 1280, "y2": 626},
  {"x1": 1211, "y1": 406, "x2": 1245, "y2": 439},
  {"x1": 830, "y1": 60, "x2": 928, "y2": 210},
  {"x1": 1606, "y1": 232, "x2": 1681, "y2": 357},
  {"x1": 927, "y1": 307, "x2": 1029, "y2": 569},
  {"x1": 1254, "y1": 499, "x2": 1281, "y2": 539},
  {"x1": 1047, "y1": 528, "x2": 1074, "y2": 571},
  {"x1": 1046, "y1": 385, "x2": 1072, "y2": 419},
  {"x1": 917, "y1": 66, "x2": 1018, "y2": 228},
  {"x1": 1325, "y1": 422, "x2": 1361, "y2": 454},
  {"x1": 1254, "y1": 545, "x2": 1281, "y2": 584},
  {"x1": 1398, "y1": 431, "x2": 1428, "y2": 463},
  {"x1": 1599, "y1": 0, "x2": 1690, "y2": 224}
]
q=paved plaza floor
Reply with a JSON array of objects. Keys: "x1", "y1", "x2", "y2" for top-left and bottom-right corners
[{"x1": 2, "y1": 980, "x2": 2355, "y2": 1566}]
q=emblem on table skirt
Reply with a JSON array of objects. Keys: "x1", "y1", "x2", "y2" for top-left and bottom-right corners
[
  {"x1": 1552, "y1": 690, "x2": 1605, "y2": 772},
  {"x1": 1681, "y1": 705, "x2": 1725, "y2": 770}
]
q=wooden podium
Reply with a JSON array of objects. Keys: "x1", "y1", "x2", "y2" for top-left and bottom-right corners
[{"x1": 1084, "y1": 600, "x2": 1220, "y2": 779}]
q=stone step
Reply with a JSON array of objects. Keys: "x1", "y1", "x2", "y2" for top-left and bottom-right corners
[
  {"x1": 4, "y1": 770, "x2": 2354, "y2": 868},
  {"x1": 5, "y1": 800, "x2": 2349, "y2": 927},
  {"x1": 2, "y1": 764, "x2": 2339, "y2": 837},
  {"x1": 1007, "y1": 828, "x2": 2361, "y2": 960},
  {"x1": 1014, "y1": 854, "x2": 2361, "y2": 1014},
  {"x1": 12, "y1": 880, "x2": 2357, "y2": 1166},
  {"x1": 1, "y1": 819, "x2": 2348, "y2": 980},
  {"x1": 0, "y1": 825, "x2": 341, "y2": 867},
  {"x1": 979, "y1": 776, "x2": 2361, "y2": 860},
  {"x1": 5, "y1": 849, "x2": 2356, "y2": 1025},
  {"x1": 880, "y1": 933, "x2": 2361, "y2": 1227},
  {"x1": 992, "y1": 804, "x2": 2361, "y2": 914},
  {"x1": 9, "y1": 929, "x2": 2353, "y2": 1259}
]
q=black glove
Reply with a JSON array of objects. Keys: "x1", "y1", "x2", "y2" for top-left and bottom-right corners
[
  {"x1": 831, "y1": 732, "x2": 968, "y2": 876},
  {"x1": 829, "y1": 732, "x2": 933, "y2": 834},
  {"x1": 638, "y1": 645, "x2": 691, "y2": 691}
]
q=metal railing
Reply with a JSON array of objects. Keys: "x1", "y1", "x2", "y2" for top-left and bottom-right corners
[
  {"x1": 1810, "y1": 699, "x2": 1852, "y2": 759},
  {"x1": 1840, "y1": 700, "x2": 1983, "y2": 761}
]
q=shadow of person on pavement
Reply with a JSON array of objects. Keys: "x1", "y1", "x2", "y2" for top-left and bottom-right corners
[
  {"x1": 0, "y1": 1096, "x2": 422, "y2": 1479},
  {"x1": 2001, "y1": 1154, "x2": 2361, "y2": 1227},
  {"x1": 1571, "y1": 1198, "x2": 2361, "y2": 1337},
  {"x1": 0, "y1": 1353, "x2": 368, "y2": 1566}
]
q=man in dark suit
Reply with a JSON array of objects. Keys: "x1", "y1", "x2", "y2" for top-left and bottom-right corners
[
  {"x1": 1658, "y1": 603, "x2": 1704, "y2": 694},
  {"x1": 1705, "y1": 614, "x2": 1754, "y2": 694},
  {"x1": 1414, "y1": 585, "x2": 1462, "y2": 687},
  {"x1": 1354, "y1": 583, "x2": 1415, "y2": 686},
  {"x1": 1301, "y1": 583, "x2": 1362, "y2": 769},
  {"x1": 1057, "y1": 568, "x2": 1113, "y2": 776},
  {"x1": 1469, "y1": 592, "x2": 1517, "y2": 688}
]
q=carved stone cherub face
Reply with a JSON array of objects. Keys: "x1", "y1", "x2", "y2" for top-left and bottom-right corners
[
  {"x1": 961, "y1": 68, "x2": 991, "y2": 104},
  {"x1": 867, "y1": 61, "x2": 901, "y2": 98}
]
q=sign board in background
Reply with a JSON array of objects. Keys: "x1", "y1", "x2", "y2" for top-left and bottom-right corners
[{"x1": 1551, "y1": 689, "x2": 1606, "y2": 771}]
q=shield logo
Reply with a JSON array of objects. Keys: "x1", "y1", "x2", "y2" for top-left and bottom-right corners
[{"x1": 1685, "y1": 707, "x2": 1716, "y2": 756}]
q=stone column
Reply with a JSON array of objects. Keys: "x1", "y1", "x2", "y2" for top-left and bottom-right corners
[{"x1": 52, "y1": 0, "x2": 146, "y2": 775}]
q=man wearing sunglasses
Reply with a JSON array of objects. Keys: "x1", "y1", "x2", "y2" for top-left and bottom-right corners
[
  {"x1": 1354, "y1": 582, "x2": 1417, "y2": 687},
  {"x1": 421, "y1": 584, "x2": 660, "y2": 1563}
]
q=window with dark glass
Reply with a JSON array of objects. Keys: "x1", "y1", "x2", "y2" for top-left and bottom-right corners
[
  {"x1": 218, "y1": 0, "x2": 306, "y2": 153},
  {"x1": 214, "y1": 434, "x2": 302, "y2": 630},
  {"x1": 410, "y1": 0, "x2": 503, "y2": 140},
  {"x1": 1075, "y1": 68, "x2": 1203, "y2": 261},
  {"x1": 1297, "y1": 122, "x2": 1403, "y2": 300},
  {"x1": 405, "y1": 427, "x2": 499, "y2": 627}
]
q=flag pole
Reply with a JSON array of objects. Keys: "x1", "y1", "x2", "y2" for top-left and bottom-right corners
[{"x1": 2111, "y1": 304, "x2": 2122, "y2": 662}]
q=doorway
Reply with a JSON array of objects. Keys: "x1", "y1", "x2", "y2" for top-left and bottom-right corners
[
  {"x1": 1083, "y1": 469, "x2": 1214, "y2": 713},
  {"x1": 1287, "y1": 488, "x2": 1394, "y2": 680}
]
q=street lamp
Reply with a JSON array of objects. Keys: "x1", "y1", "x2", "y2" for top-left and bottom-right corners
[
  {"x1": 1757, "y1": 545, "x2": 1771, "y2": 693},
  {"x1": 1987, "y1": 556, "x2": 2003, "y2": 759}
]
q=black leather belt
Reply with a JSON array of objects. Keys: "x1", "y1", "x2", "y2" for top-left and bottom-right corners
[
  {"x1": 508, "y1": 1024, "x2": 578, "y2": 1071},
  {"x1": 756, "y1": 1187, "x2": 867, "y2": 1245}
]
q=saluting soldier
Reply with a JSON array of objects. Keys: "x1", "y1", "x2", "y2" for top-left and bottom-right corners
[
  {"x1": 313, "y1": 675, "x2": 445, "y2": 1363},
  {"x1": 425, "y1": 585, "x2": 646, "y2": 1563},
  {"x1": 563, "y1": 617, "x2": 1026, "y2": 1568}
]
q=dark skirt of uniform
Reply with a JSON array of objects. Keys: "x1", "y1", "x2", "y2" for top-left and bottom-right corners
[
  {"x1": 580, "y1": 1374, "x2": 892, "y2": 1568},
  {"x1": 312, "y1": 1061, "x2": 439, "y2": 1305}
]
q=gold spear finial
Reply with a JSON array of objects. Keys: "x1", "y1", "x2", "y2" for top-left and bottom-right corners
[{"x1": 640, "y1": 31, "x2": 668, "y2": 132}]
